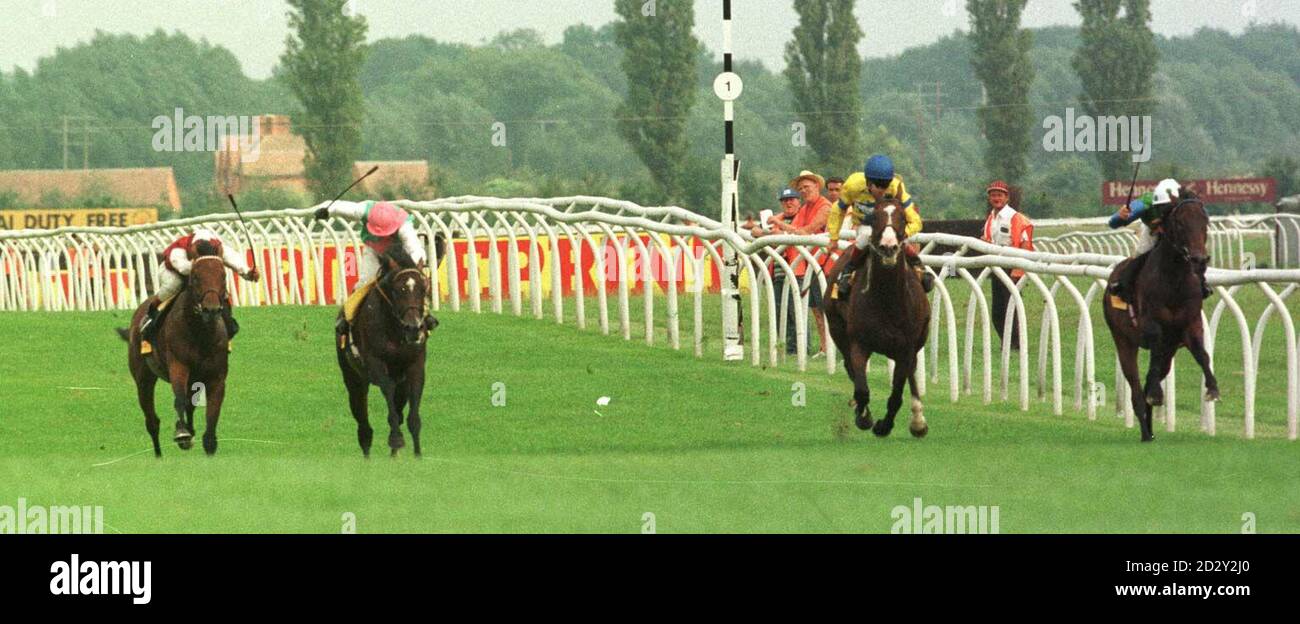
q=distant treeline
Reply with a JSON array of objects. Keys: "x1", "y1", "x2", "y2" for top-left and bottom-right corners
[{"x1": 0, "y1": 23, "x2": 1297, "y2": 219}]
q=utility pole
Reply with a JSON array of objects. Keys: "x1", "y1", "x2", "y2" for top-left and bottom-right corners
[{"x1": 61, "y1": 116, "x2": 93, "y2": 170}]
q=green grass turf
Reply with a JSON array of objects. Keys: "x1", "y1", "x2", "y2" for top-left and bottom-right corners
[{"x1": 0, "y1": 299, "x2": 1296, "y2": 534}]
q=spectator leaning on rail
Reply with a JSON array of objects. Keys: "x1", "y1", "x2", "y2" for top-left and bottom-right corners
[
  {"x1": 981, "y1": 180, "x2": 1034, "y2": 348},
  {"x1": 1107, "y1": 177, "x2": 1212, "y2": 302},
  {"x1": 825, "y1": 154, "x2": 932, "y2": 297},
  {"x1": 139, "y1": 228, "x2": 260, "y2": 343},
  {"x1": 751, "y1": 188, "x2": 804, "y2": 354},
  {"x1": 767, "y1": 171, "x2": 832, "y2": 357},
  {"x1": 313, "y1": 199, "x2": 436, "y2": 338}
]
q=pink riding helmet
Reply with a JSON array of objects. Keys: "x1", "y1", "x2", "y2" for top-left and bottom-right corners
[{"x1": 366, "y1": 201, "x2": 409, "y2": 238}]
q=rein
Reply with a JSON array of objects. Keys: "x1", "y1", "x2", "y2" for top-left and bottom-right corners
[
  {"x1": 1156, "y1": 198, "x2": 1208, "y2": 263},
  {"x1": 374, "y1": 267, "x2": 428, "y2": 322},
  {"x1": 188, "y1": 256, "x2": 226, "y2": 307}
]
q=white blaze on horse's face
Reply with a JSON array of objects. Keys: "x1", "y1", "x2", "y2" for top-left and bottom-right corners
[
  {"x1": 880, "y1": 225, "x2": 899, "y2": 248},
  {"x1": 406, "y1": 277, "x2": 416, "y2": 292},
  {"x1": 877, "y1": 205, "x2": 901, "y2": 264}
]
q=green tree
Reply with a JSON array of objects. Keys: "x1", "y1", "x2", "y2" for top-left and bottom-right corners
[
  {"x1": 1263, "y1": 155, "x2": 1299, "y2": 199},
  {"x1": 784, "y1": 0, "x2": 863, "y2": 174},
  {"x1": 280, "y1": 0, "x2": 368, "y2": 201},
  {"x1": 968, "y1": 0, "x2": 1035, "y2": 185},
  {"x1": 1071, "y1": 0, "x2": 1159, "y2": 181},
  {"x1": 612, "y1": 0, "x2": 700, "y2": 204}
]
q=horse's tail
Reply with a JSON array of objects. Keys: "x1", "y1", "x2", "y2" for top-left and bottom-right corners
[{"x1": 115, "y1": 327, "x2": 131, "y2": 342}]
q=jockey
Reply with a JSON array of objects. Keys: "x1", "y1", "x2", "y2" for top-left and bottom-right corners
[
  {"x1": 313, "y1": 199, "x2": 435, "y2": 337},
  {"x1": 1108, "y1": 177, "x2": 1211, "y2": 301},
  {"x1": 825, "y1": 154, "x2": 932, "y2": 295},
  {"x1": 140, "y1": 228, "x2": 260, "y2": 341}
]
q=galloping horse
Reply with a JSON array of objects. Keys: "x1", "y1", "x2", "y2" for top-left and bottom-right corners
[
  {"x1": 336, "y1": 244, "x2": 440, "y2": 458},
  {"x1": 118, "y1": 245, "x2": 236, "y2": 456},
  {"x1": 1103, "y1": 188, "x2": 1219, "y2": 442},
  {"x1": 823, "y1": 198, "x2": 932, "y2": 438}
]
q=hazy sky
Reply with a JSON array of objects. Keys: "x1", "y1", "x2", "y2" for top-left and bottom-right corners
[{"x1": 1, "y1": 0, "x2": 1296, "y2": 79}]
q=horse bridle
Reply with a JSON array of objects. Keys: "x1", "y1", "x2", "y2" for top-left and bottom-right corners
[
  {"x1": 1159, "y1": 198, "x2": 1210, "y2": 265},
  {"x1": 862, "y1": 201, "x2": 907, "y2": 261},
  {"x1": 374, "y1": 267, "x2": 429, "y2": 323},
  {"x1": 188, "y1": 256, "x2": 226, "y2": 307}
]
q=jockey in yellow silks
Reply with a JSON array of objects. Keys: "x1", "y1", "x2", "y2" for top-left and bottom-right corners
[
  {"x1": 826, "y1": 154, "x2": 931, "y2": 296},
  {"x1": 313, "y1": 200, "x2": 435, "y2": 337}
]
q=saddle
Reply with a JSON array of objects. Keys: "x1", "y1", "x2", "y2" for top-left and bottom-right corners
[
  {"x1": 1106, "y1": 260, "x2": 1139, "y2": 327},
  {"x1": 139, "y1": 293, "x2": 179, "y2": 356}
]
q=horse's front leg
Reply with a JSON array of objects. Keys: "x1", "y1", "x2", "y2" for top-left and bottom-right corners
[
  {"x1": 365, "y1": 357, "x2": 405, "y2": 456},
  {"x1": 167, "y1": 361, "x2": 194, "y2": 450},
  {"x1": 404, "y1": 357, "x2": 427, "y2": 458},
  {"x1": 907, "y1": 364, "x2": 927, "y2": 438},
  {"x1": 1144, "y1": 340, "x2": 1175, "y2": 408},
  {"x1": 201, "y1": 376, "x2": 225, "y2": 456},
  {"x1": 1185, "y1": 325, "x2": 1219, "y2": 402},
  {"x1": 847, "y1": 343, "x2": 873, "y2": 430},
  {"x1": 873, "y1": 353, "x2": 912, "y2": 438}
]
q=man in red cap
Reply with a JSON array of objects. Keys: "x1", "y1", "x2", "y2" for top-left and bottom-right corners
[
  {"x1": 314, "y1": 199, "x2": 433, "y2": 338},
  {"x1": 981, "y1": 180, "x2": 1034, "y2": 349}
]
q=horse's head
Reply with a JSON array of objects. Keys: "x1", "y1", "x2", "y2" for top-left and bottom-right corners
[
  {"x1": 865, "y1": 198, "x2": 908, "y2": 267},
  {"x1": 188, "y1": 240, "x2": 228, "y2": 324},
  {"x1": 378, "y1": 250, "x2": 430, "y2": 345},
  {"x1": 1162, "y1": 189, "x2": 1210, "y2": 270}
]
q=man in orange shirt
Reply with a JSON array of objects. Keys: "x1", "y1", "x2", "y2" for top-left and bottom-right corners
[
  {"x1": 758, "y1": 171, "x2": 831, "y2": 357},
  {"x1": 981, "y1": 180, "x2": 1034, "y2": 349}
]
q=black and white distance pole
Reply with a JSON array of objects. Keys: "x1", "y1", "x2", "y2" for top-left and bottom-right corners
[{"x1": 715, "y1": 0, "x2": 745, "y2": 362}]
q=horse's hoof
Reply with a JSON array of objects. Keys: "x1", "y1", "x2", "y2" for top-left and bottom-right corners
[
  {"x1": 389, "y1": 435, "x2": 405, "y2": 451},
  {"x1": 909, "y1": 423, "x2": 929, "y2": 438},
  {"x1": 1205, "y1": 388, "x2": 1220, "y2": 402},
  {"x1": 872, "y1": 419, "x2": 894, "y2": 438},
  {"x1": 854, "y1": 408, "x2": 873, "y2": 431},
  {"x1": 1141, "y1": 434, "x2": 1155, "y2": 443}
]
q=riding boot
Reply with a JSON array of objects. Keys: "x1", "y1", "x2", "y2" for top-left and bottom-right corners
[
  {"x1": 424, "y1": 314, "x2": 439, "y2": 332},
  {"x1": 836, "y1": 248, "x2": 865, "y2": 296},
  {"x1": 907, "y1": 254, "x2": 934, "y2": 293},
  {"x1": 836, "y1": 269, "x2": 854, "y2": 296},
  {"x1": 1199, "y1": 272, "x2": 1213, "y2": 299},
  {"x1": 222, "y1": 301, "x2": 240, "y2": 340},
  {"x1": 336, "y1": 317, "x2": 350, "y2": 337},
  {"x1": 1109, "y1": 252, "x2": 1148, "y2": 301},
  {"x1": 140, "y1": 301, "x2": 161, "y2": 342}
]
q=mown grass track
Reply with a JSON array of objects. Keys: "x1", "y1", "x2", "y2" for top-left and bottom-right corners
[{"x1": 0, "y1": 296, "x2": 1296, "y2": 533}]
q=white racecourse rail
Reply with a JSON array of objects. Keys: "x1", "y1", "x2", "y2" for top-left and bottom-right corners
[{"x1": 1, "y1": 196, "x2": 1296, "y2": 440}]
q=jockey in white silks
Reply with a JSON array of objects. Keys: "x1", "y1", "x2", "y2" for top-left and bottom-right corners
[
  {"x1": 312, "y1": 200, "x2": 434, "y2": 337},
  {"x1": 140, "y1": 228, "x2": 260, "y2": 341}
]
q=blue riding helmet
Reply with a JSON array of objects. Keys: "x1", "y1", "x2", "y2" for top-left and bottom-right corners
[{"x1": 864, "y1": 154, "x2": 894, "y2": 181}]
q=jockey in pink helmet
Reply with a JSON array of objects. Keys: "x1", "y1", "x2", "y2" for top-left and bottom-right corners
[{"x1": 313, "y1": 199, "x2": 434, "y2": 336}]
